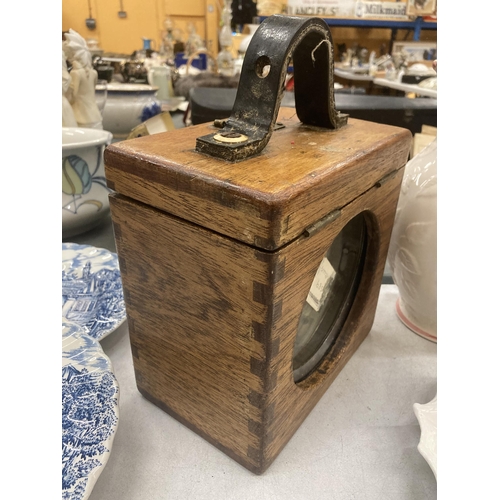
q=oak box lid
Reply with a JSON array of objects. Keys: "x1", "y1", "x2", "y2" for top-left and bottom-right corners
[{"x1": 104, "y1": 107, "x2": 411, "y2": 251}]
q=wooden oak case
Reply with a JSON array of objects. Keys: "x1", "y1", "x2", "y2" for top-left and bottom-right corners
[{"x1": 104, "y1": 107, "x2": 411, "y2": 474}]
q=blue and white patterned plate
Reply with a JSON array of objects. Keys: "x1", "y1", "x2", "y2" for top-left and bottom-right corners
[
  {"x1": 62, "y1": 321, "x2": 120, "y2": 500},
  {"x1": 62, "y1": 243, "x2": 126, "y2": 341}
]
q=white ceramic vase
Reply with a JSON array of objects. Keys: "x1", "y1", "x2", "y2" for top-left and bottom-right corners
[{"x1": 388, "y1": 139, "x2": 437, "y2": 342}]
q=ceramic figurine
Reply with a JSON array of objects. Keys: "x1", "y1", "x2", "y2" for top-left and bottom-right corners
[
  {"x1": 217, "y1": 0, "x2": 235, "y2": 76},
  {"x1": 185, "y1": 23, "x2": 205, "y2": 57},
  {"x1": 161, "y1": 18, "x2": 176, "y2": 63},
  {"x1": 62, "y1": 51, "x2": 78, "y2": 128},
  {"x1": 336, "y1": 43, "x2": 347, "y2": 62},
  {"x1": 63, "y1": 29, "x2": 103, "y2": 129}
]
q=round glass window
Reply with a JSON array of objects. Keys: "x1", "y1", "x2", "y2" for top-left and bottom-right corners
[{"x1": 293, "y1": 213, "x2": 367, "y2": 383}]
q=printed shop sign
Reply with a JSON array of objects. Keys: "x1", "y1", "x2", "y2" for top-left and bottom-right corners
[
  {"x1": 286, "y1": 0, "x2": 409, "y2": 19},
  {"x1": 355, "y1": 1, "x2": 408, "y2": 18},
  {"x1": 286, "y1": 0, "x2": 356, "y2": 17}
]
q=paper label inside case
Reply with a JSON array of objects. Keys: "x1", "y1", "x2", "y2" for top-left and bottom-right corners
[{"x1": 306, "y1": 257, "x2": 336, "y2": 312}]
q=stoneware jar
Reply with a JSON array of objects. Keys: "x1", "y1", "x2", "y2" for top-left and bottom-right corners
[
  {"x1": 388, "y1": 139, "x2": 437, "y2": 342},
  {"x1": 62, "y1": 127, "x2": 113, "y2": 238},
  {"x1": 147, "y1": 65, "x2": 173, "y2": 101},
  {"x1": 101, "y1": 83, "x2": 162, "y2": 140},
  {"x1": 238, "y1": 24, "x2": 259, "y2": 54}
]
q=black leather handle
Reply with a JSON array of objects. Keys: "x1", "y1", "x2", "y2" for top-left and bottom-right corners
[{"x1": 195, "y1": 15, "x2": 348, "y2": 162}]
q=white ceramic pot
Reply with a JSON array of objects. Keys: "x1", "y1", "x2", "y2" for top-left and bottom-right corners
[
  {"x1": 388, "y1": 139, "x2": 437, "y2": 342},
  {"x1": 101, "y1": 83, "x2": 162, "y2": 140},
  {"x1": 238, "y1": 24, "x2": 259, "y2": 54},
  {"x1": 147, "y1": 66, "x2": 173, "y2": 101},
  {"x1": 62, "y1": 127, "x2": 113, "y2": 238}
]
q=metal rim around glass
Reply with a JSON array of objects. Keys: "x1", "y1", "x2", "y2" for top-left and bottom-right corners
[{"x1": 293, "y1": 213, "x2": 367, "y2": 383}]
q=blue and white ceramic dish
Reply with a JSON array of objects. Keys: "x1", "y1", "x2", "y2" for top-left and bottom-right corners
[
  {"x1": 62, "y1": 243, "x2": 126, "y2": 340},
  {"x1": 62, "y1": 321, "x2": 120, "y2": 500}
]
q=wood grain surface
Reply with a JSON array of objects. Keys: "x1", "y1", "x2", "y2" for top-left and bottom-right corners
[
  {"x1": 104, "y1": 108, "x2": 411, "y2": 250},
  {"x1": 109, "y1": 171, "x2": 405, "y2": 474},
  {"x1": 107, "y1": 113, "x2": 411, "y2": 473}
]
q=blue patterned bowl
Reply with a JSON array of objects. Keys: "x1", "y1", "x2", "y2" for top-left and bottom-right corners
[{"x1": 100, "y1": 83, "x2": 161, "y2": 140}]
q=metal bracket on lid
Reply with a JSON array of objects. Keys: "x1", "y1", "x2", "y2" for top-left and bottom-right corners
[{"x1": 195, "y1": 15, "x2": 348, "y2": 162}]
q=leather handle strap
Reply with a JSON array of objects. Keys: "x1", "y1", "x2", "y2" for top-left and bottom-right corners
[{"x1": 195, "y1": 15, "x2": 348, "y2": 162}]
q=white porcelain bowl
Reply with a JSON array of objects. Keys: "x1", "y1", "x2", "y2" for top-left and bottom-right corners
[
  {"x1": 62, "y1": 127, "x2": 113, "y2": 238},
  {"x1": 100, "y1": 83, "x2": 161, "y2": 140}
]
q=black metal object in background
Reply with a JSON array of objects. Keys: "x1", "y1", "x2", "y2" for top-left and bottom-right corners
[
  {"x1": 196, "y1": 15, "x2": 348, "y2": 162},
  {"x1": 231, "y1": 0, "x2": 258, "y2": 32},
  {"x1": 189, "y1": 87, "x2": 437, "y2": 137}
]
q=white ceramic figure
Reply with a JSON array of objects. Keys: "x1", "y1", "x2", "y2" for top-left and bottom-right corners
[
  {"x1": 185, "y1": 23, "x2": 205, "y2": 57},
  {"x1": 388, "y1": 139, "x2": 437, "y2": 342},
  {"x1": 63, "y1": 29, "x2": 103, "y2": 129},
  {"x1": 161, "y1": 18, "x2": 176, "y2": 60},
  {"x1": 62, "y1": 51, "x2": 78, "y2": 127}
]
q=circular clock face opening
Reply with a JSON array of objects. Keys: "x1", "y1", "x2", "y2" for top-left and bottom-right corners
[{"x1": 293, "y1": 213, "x2": 367, "y2": 383}]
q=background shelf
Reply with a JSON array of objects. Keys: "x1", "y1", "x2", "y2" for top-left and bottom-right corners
[{"x1": 259, "y1": 16, "x2": 437, "y2": 41}]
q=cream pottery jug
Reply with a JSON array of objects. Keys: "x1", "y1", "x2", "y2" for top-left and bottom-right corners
[
  {"x1": 388, "y1": 139, "x2": 437, "y2": 342},
  {"x1": 147, "y1": 66, "x2": 173, "y2": 101}
]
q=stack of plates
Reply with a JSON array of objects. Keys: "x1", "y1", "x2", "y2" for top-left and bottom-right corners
[{"x1": 62, "y1": 243, "x2": 126, "y2": 500}]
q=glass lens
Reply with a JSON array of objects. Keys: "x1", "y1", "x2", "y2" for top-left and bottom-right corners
[{"x1": 293, "y1": 213, "x2": 367, "y2": 383}]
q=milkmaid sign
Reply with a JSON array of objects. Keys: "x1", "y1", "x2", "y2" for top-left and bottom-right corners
[{"x1": 286, "y1": 0, "x2": 409, "y2": 19}]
